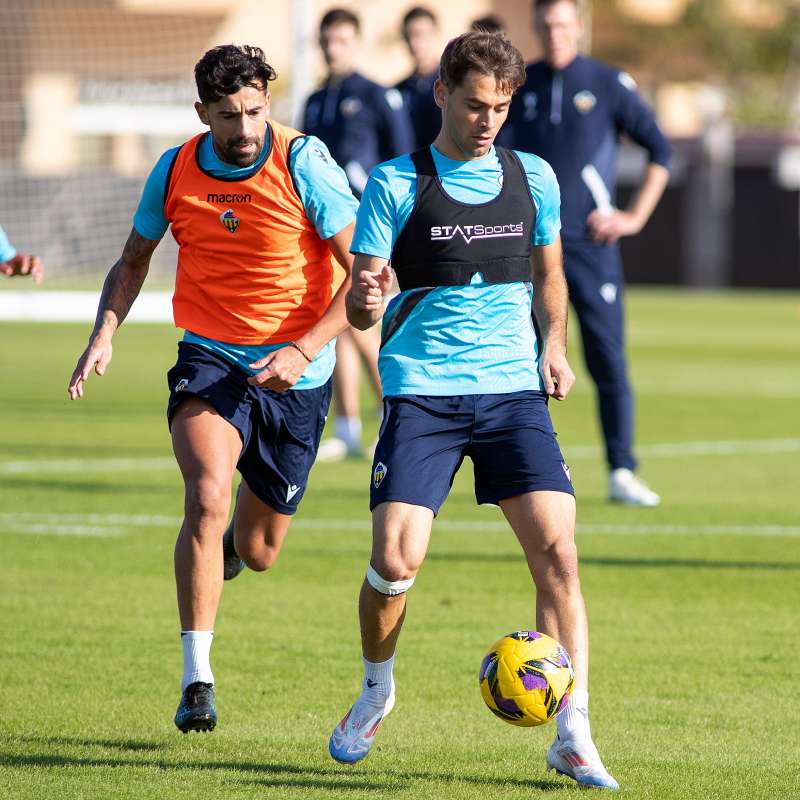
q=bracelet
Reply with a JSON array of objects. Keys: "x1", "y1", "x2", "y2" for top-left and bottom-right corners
[{"x1": 289, "y1": 341, "x2": 313, "y2": 363}]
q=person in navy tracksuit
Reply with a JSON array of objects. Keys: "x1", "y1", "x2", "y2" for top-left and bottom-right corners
[
  {"x1": 394, "y1": 6, "x2": 441, "y2": 150},
  {"x1": 303, "y1": 8, "x2": 416, "y2": 462},
  {"x1": 507, "y1": 0, "x2": 672, "y2": 506},
  {"x1": 303, "y1": 8, "x2": 415, "y2": 198}
]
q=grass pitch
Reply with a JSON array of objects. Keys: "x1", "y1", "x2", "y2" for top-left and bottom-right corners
[{"x1": 1, "y1": 289, "x2": 799, "y2": 799}]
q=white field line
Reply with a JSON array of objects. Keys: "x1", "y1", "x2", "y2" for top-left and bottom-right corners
[
  {"x1": 1, "y1": 513, "x2": 798, "y2": 538},
  {"x1": 1, "y1": 438, "x2": 799, "y2": 476}
]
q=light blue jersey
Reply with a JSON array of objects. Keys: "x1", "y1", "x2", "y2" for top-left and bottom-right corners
[
  {"x1": 352, "y1": 145, "x2": 561, "y2": 397},
  {"x1": 134, "y1": 125, "x2": 358, "y2": 390},
  {"x1": 0, "y1": 224, "x2": 16, "y2": 263}
]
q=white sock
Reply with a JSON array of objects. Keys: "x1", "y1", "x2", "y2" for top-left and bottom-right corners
[
  {"x1": 334, "y1": 416, "x2": 362, "y2": 451},
  {"x1": 181, "y1": 630, "x2": 214, "y2": 690},
  {"x1": 362, "y1": 655, "x2": 394, "y2": 704},
  {"x1": 557, "y1": 687, "x2": 591, "y2": 741}
]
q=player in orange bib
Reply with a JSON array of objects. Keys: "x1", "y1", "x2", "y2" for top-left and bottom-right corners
[{"x1": 68, "y1": 45, "x2": 358, "y2": 733}]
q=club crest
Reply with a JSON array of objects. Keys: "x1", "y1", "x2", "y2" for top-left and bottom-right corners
[
  {"x1": 220, "y1": 208, "x2": 240, "y2": 234},
  {"x1": 373, "y1": 461, "x2": 388, "y2": 488},
  {"x1": 573, "y1": 90, "x2": 597, "y2": 114}
]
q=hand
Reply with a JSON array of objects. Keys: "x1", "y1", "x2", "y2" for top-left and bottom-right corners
[
  {"x1": 1, "y1": 253, "x2": 44, "y2": 284},
  {"x1": 68, "y1": 333, "x2": 113, "y2": 399},
  {"x1": 540, "y1": 345, "x2": 575, "y2": 401},
  {"x1": 586, "y1": 209, "x2": 642, "y2": 244},
  {"x1": 348, "y1": 266, "x2": 393, "y2": 312},
  {"x1": 247, "y1": 344, "x2": 310, "y2": 393}
]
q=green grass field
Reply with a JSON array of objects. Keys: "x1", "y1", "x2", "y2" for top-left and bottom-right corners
[{"x1": 2, "y1": 289, "x2": 799, "y2": 799}]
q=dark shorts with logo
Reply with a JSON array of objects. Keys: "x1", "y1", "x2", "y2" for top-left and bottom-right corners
[
  {"x1": 166, "y1": 342, "x2": 332, "y2": 515},
  {"x1": 369, "y1": 390, "x2": 574, "y2": 514}
]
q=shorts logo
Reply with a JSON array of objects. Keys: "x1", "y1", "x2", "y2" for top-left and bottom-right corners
[
  {"x1": 562, "y1": 462, "x2": 571, "y2": 482},
  {"x1": 174, "y1": 378, "x2": 189, "y2": 392},
  {"x1": 220, "y1": 208, "x2": 240, "y2": 234},
  {"x1": 373, "y1": 461, "x2": 387, "y2": 488},
  {"x1": 600, "y1": 282, "x2": 617, "y2": 304},
  {"x1": 286, "y1": 484, "x2": 301, "y2": 502},
  {"x1": 573, "y1": 90, "x2": 597, "y2": 114},
  {"x1": 430, "y1": 222, "x2": 524, "y2": 244}
]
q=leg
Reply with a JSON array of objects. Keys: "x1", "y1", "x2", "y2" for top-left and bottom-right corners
[
  {"x1": 232, "y1": 479, "x2": 292, "y2": 571},
  {"x1": 172, "y1": 397, "x2": 241, "y2": 631},
  {"x1": 171, "y1": 396, "x2": 241, "y2": 733},
  {"x1": 360, "y1": 501, "x2": 434, "y2": 662},
  {"x1": 320, "y1": 330, "x2": 363, "y2": 459},
  {"x1": 500, "y1": 490, "x2": 618, "y2": 790},
  {"x1": 564, "y1": 243, "x2": 636, "y2": 473},
  {"x1": 330, "y1": 501, "x2": 434, "y2": 764},
  {"x1": 499, "y1": 491, "x2": 586, "y2": 690}
]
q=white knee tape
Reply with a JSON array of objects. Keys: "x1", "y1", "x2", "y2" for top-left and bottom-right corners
[{"x1": 366, "y1": 564, "x2": 415, "y2": 596}]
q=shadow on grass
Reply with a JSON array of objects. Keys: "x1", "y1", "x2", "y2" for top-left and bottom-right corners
[
  {"x1": 1, "y1": 737, "x2": 566, "y2": 793},
  {"x1": 425, "y1": 551, "x2": 800, "y2": 571}
]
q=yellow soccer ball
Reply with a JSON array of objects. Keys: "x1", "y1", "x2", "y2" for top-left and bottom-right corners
[{"x1": 479, "y1": 631, "x2": 574, "y2": 727}]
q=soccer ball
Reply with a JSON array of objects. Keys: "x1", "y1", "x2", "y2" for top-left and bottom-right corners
[{"x1": 479, "y1": 630, "x2": 574, "y2": 727}]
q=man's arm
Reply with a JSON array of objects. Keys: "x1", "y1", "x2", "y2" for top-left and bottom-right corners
[
  {"x1": 67, "y1": 228, "x2": 158, "y2": 399},
  {"x1": 587, "y1": 162, "x2": 669, "y2": 244},
  {"x1": 589, "y1": 71, "x2": 672, "y2": 244},
  {"x1": 531, "y1": 236, "x2": 575, "y2": 401},
  {"x1": 345, "y1": 253, "x2": 394, "y2": 331},
  {"x1": 247, "y1": 223, "x2": 356, "y2": 392}
]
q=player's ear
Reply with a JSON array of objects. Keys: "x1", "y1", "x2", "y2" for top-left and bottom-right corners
[
  {"x1": 195, "y1": 101, "x2": 210, "y2": 126},
  {"x1": 433, "y1": 79, "x2": 447, "y2": 110},
  {"x1": 264, "y1": 91, "x2": 271, "y2": 116}
]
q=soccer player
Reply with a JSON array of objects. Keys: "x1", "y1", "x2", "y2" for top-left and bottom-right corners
[
  {"x1": 67, "y1": 45, "x2": 357, "y2": 733},
  {"x1": 328, "y1": 31, "x2": 619, "y2": 791},
  {"x1": 303, "y1": 8, "x2": 416, "y2": 461},
  {"x1": 507, "y1": 0, "x2": 672, "y2": 506},
  {"x1": 0, "y1": 224, "x2": 43, "y2": 283},
  {"x1": 395, "y1": 7, "x2": 441, "y2": 150}
]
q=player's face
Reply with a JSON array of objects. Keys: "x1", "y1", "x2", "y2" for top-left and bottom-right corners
[
  {"x1": 403, "y1": 17, "x2": 438, "y2": 69},
  {"x1": 435, "y1": 71, "x2": 512, "y2": 160},
  {"x1": 320, "y1": 22, "x2": 359, "y2": 77},
  {"x1": 535, "y1": 0, "x2": 582, "y2": 70},
  {"x1": 195, "y1": 85, "x2": 270, "y2": 167}
]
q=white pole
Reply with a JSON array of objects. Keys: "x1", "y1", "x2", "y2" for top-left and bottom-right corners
[{"x1": 290, "y1": 0, "x2": 315, "y2": 128}]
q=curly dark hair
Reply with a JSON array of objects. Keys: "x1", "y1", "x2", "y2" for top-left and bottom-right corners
[
  {"x1": 439, "y1": 32, "x2": 525, "y2": 96},
  {"x1": 194, "y1": 44, "x2": 277, "y2": 105}
]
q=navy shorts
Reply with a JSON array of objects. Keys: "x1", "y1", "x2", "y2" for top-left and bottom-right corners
[
  {"x1": 166, "y1": 341, "x2": 332, "y2": 515},
  {"x1": 370, "y1": 390, "x2": 574, "y2": 514}
]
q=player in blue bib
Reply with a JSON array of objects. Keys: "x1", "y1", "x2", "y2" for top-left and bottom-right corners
[{"x1": 328, "y1": 31, "x2": 618, "y2": 791}]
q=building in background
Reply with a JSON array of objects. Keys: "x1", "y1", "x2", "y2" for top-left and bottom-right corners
[{"x1": 0, "y1": 0, "x2": 797, "y2": 285}]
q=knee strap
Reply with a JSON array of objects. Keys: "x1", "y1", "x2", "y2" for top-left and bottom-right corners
[{"x1": 366, "y1": 564, "x2": 415, "y2": 596}]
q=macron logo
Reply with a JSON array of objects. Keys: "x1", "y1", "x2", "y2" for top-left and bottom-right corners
[
  {"x1": 430, "y1": 222, "x2": 524, "y2": 244},
  {"x1": 286, "y1": 484, "x2": 301, "y2": 502}
]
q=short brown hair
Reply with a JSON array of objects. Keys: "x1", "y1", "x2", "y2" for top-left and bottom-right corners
[
  {"x1": 439, "y1": 32, "x2": 525, "y2": 95},
  {"x1": 320, "y1": 8, "x2": 359, "y2": 34}
]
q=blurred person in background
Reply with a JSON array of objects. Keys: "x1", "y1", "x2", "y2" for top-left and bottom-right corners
[
  {"x1": 507, "y1": 0, "x2": 671, "y2": 506},
  {"x1": 471, "y1": 15, "x2": 505, "y2": 34},
  {"x1": 396, "y1": 6, "x2": 441, "y2": 150},
  {"x1": 0, "y1": 224, "x2": 43, "y2": 283},
  {"x1": 303, "y1": 8, "x2": 415, "y2": 461}
]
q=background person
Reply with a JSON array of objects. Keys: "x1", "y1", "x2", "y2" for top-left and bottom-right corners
[
  {"x1": 303, "y1": 8, "x2": 416, "y2": 461},
  {"x1": 507, "y1": 0, "x2": 672, "y2": 506},
  {"x1": 395, "y1": 6, "x2": 441, "y2": 150}
]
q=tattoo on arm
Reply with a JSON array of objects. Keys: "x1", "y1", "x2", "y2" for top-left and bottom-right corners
[{"x1": 93, "y1": 229, "x2": 158, "y2": 336}]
